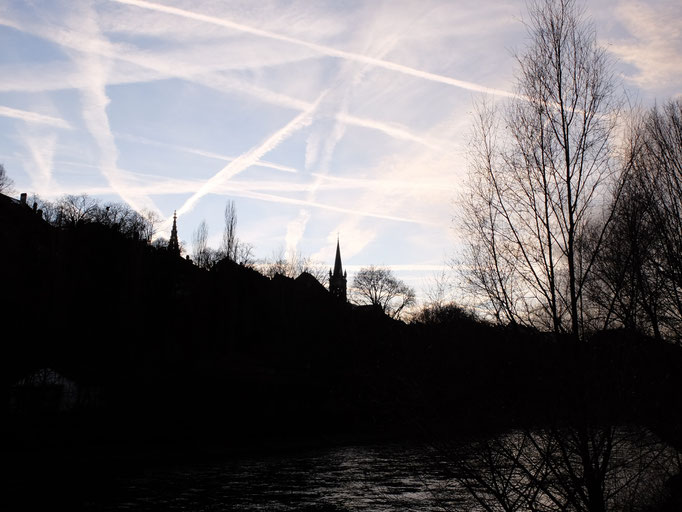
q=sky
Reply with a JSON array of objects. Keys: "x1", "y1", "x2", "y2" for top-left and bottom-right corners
[{"x1": 1, "y1": 0, "x2": 681, "y2": 303}]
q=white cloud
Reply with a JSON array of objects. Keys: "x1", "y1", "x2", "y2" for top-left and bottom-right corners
[{"x1": 610, "y1": 1, "x2": 682, "y2": 88}]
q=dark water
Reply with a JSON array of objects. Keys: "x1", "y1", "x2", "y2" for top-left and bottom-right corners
[
  {"x1": 86, "y1": 430, "x2": 679, "y2": 512},
  {"x1": 88, "y1": 443, "x2": 468, "y2": 511}
]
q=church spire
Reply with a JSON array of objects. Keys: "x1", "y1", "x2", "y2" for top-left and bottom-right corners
[
  {"x1": 329, "y1": 237, "x2": 347, "y2": 302},
  {"x1": 168, "y1": 210, "x2": 180, "y2": 256},
  {"x1": 333, "y1": 237, "x2": 344, "y2": 277}
]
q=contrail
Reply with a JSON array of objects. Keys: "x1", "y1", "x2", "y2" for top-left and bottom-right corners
[
  {"x1": 116, "y1": 132, "x2": 300, "y2": 174},
  {"x1": 223, "y1": 189, "x2": 439, "y2": 226},
  {"x1": 339, "y1": 112, "x2": 447, "y2": 150},
  {"x1": 47, "y1": 178, "x2": 441, "y2": 226},
  {"x1": 344, "y1": 264, "x2": 450, "y2": 272},
  {"x1": 111, "y1": 0, "x2": 516, "y2": 98},
  {"x1": 2, "y1": 15, "x2": 448, "y2": 152},
  {"x1": 0, "y1": 105, "x2": 72, "y2": 129},
  {"x1": 174, "y1": 92, "x2": 327, "y2": 219}
]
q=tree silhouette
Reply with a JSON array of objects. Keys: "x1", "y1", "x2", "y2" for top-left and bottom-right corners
[
  {"x1": 351, "y1": 265, "x2": 415, "y2": 320},
  {"x1": 56, "y1": 194, "x2": 100, "y2": 227},
  {"x1": 192, "y1": 219, "x2": 211, "y2": 269},
  {"x1": 258, "y1": 248, "x2": 327, "y2": 285},
  {"x1": 221, "y1": 200, "x2": 238, "y2": 259},
  {"x1": 219, "y1": 200, "x2": 254, "y2": 265},
  {"x1": 460, "y1": 0, "x2": 621, "y2": 339},
  {"x1": 0, "y1": 163, "x2": 14, "y2": 194},
  {"x1": 590, "y1": 99, "x2": 682, "y2": 343},
  {"x1": 451, "y1": 426, "x2": 677, "y2": 512}
]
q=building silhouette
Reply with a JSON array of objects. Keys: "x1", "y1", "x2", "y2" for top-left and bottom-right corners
[
  {"x1": 168, "y1": 210, "x2": 180, "y2": 256},
  {"x1": 329, "y1": 238, "x2": 347, "y2": 302}
]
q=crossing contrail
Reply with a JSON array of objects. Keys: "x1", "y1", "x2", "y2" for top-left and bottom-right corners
[
  {"x1": 111, "y1": 0, "x2": 516, "y2": 98},
  {"x1": 173, "y1": 92, "x2": 327, "y2": 219}
]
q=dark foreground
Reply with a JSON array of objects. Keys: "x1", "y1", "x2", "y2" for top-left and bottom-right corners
[{"x1": 3, "y1": 193, "x2": 682, "y2": 510}]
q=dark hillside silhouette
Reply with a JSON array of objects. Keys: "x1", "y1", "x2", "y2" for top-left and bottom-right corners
[
  {"x1": 3, "y1": 190, "x2": 682, "y2": 441},
  {"x1": 3, "y1": 190, "x2": 682, "y2": 510}
]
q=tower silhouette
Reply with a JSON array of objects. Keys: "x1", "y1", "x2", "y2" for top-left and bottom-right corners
[
  {"x1": 168, "y1": 211, "x2": 180, "y2": 256},
  {"x1": 329, "y1": 238, "x2": 347, "y2": 302}
]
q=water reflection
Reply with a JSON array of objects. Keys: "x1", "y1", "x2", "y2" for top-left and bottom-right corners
[
  {"x1": 91, "y1": 444, "x2": 468, "y2": 511},
  {"x1": 88, "y1": 430, "x2": 679, "y2": 511}
]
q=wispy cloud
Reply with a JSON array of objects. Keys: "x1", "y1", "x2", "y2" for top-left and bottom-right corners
[
  {"x1": 1, "y1": 11, "x2": 448, "y2": 153},
  {"x1": 284, "y1": 209, "x2": 311, "y2": 258},
  {"x1": 50, "y1": 174, "x2": 437, "y2": 226},
  {"x1": 610, "y1": 1, "x2": 682, "y2": 88},
  {"x1": 111, "y1": 0, "x2": 516, "y2": 98},
  {"x1": 116, "y1": 132, "x2": 299, "y2": 174},
  {"x1": 174, "y1": 91, "x2": 328, "y2": 220},
  {"x1": 0, "y1": 1, "x2": 161, "y2": 213},
  {"x1": 0, "y1": 60, "x2": 164, "y2": 93},
  {"x1": 313, "y1": 219, "x2": 378, "y2": 264},
  {"x1": 0, "y1": 105, "x2": 72, "y2": 129},
  {"x1": 66, "y1": 2, "x2": 158, "y2": 213},
  {"x1": 216, "y1": 74, "x2": 447, "y2": 149},
  {"x1": 35, "y1": 156, "x2": 456, "y2": 201},
  {"x1": 23, "y1": 131, "x2": 58, "y2": 192},
  {"x1": 286, "y1": 11, "x2": 412, "y2": 257},
  {"x1": 344, "y1": 263, "x2": 449, "y2": 272}
]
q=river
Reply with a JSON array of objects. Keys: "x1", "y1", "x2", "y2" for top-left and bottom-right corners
[
  {"x1": 86, "y1": 428, "x2": 679, "y2": 511},
  {"x1": 88, "y1": 443, "x2": 468, "y2": 511}
]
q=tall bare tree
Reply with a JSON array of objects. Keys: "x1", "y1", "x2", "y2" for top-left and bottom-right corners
[
  {"x1": 591, "y1": 99, "x2": 682, "y2": 342},
  {"x1": 219, "y1": 200, "x2": 254, "y2": 266},
  {"x1": 192, "y1": 219, "x2": 210, "y2": 269},
  {"x1": 221, "y1": 200, "x2": 238, "y2": 260},
  {"x1": 460, "y1": 0, "x2": 621, "y2": 339},
  {"x1": 633, "y1": 100, "x2": 682, "y2": 342}
]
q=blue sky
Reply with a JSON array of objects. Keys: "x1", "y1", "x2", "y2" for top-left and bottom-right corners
[{"x1": 1, "y1": 0, "x2": 681, "y2": 303}]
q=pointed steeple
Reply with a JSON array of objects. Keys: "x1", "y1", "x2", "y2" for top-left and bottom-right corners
[
  {"x1": 329, "y1": 236, "x2": 347, "y2": 302},
  {"x1": 168, "y1": 210, "x2": 180, "y2": 256},
  {"x1": 333, "y1": 238, "x2": 344, "y2": 277}
]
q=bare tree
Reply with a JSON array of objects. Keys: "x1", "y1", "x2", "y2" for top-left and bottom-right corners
[
  {"x1": 450, "y1": 426, "x2": 678, "y2": 512},
  {"x1": 0, "y1": 163, "x2": 14, "y2": 195},
  {"x1": 231, "y1": 242, "x2": 255, "y2": 267},
  {"x1": 140, "y1": 208, "x2": 162, "y2": 243},
  {"x1": 591, "y1": 99, "x2": 682, "y2": 342},
  {"x1": 632, "y1": 100, "x2": 682, "y2": 342},
  {"x1": 412, "y1": 302, "x2": 478, "y2": 326},
  {"x1": 24, "y1": 192, "x2": 164, "y2": 245},
  {"x1": 192, "y1": 219, "x2": 210, "y2": 269},
  {"x1": 424, "y1": 268, "x2": 457, "y2": 310},
  {"x1": 218, "y1": 200, "x2": 255, "y2": 266},
  {"x1": 55, "y1": 194, "x2": 100, "y2": 227},
  {"x1": 221, "y1": 200, "x2": 238, "y2": 260},
  {"x1": 351, "y1": 265, "x2": 416, "y2": 320},
  {"x1": 459, "y1": 0, "x2": 621, "y2": 339},
  {"x1": 27, "y1": 194, "x2": 57, "y2": 223},
  {"x1": 258, "y1": 248, "x2": 327, "y2": 285}
]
